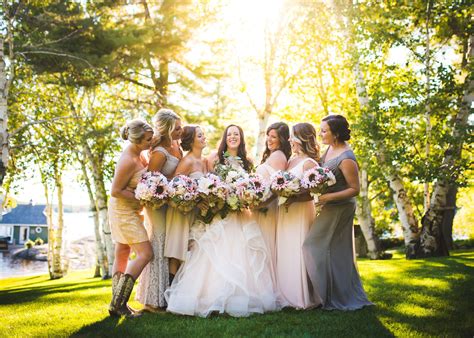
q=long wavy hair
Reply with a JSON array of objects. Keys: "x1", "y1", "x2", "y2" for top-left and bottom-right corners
[
  {"x1": 292, "y1": 123, "x2": 320, "y2": 161},
  {"x1": 151, "y1": 108, "x2": 180, "y2": 148},
  {"x1": 217, "y1": 124, "x2": 253, "y2": 172},
  {"x1": 260, "y1": 122, "x2": 291, "y2": 164}
]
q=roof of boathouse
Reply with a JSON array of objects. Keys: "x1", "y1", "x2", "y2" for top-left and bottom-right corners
[{"x1": 0, "y1": 203, "x2": 47, "y2": 225}]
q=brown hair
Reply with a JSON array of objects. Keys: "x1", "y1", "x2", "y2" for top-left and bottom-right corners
[
  {"x1": 293, "y1": 123, "x2": 320, "y2": 161},
  {"x1": 261, "y1": 122, "x2": 291, "y2": 164},
  {"x1": 180, "y1": 125, "x2": 198, "y2": 151},
  {"x1": 217, "y1": 124, "x2": 253, "y2": 172},
  {"x1": 322, "y1": 114, "x2": 351, "y2": 142}
]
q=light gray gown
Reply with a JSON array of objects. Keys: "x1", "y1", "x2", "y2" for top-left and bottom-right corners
[{"x1": 303, "y1": 149, "x2": 373, "y2": 310}]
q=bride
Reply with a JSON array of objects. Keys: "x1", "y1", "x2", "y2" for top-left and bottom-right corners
[{"x1": 165, "y1": 124, "x2": 283, "y2": 317}]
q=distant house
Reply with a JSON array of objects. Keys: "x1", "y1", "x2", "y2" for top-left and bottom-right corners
[{"x1": 0, "y1": 203, "x2": 48, "y2": 245}]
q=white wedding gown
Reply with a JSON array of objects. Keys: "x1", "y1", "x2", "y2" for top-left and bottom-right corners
[{"x1": 164, "y1": 210, "x2": 283, "y2": 317}]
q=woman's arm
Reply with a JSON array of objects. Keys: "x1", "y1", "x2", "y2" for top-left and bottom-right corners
[
  {"x1": 110, "y1": 158, "x2": 138, "y2": 201},
  {"x1": 318, "y1": 159, "x2": 359, "y2": 204}
]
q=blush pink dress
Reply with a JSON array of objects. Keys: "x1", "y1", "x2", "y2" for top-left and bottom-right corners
[
  {"x1": 275, "y1": 157, "x2": 322, "y2": 309},
  {"x1": 255, "y1": 163, "x2": 278, "y2": 272}
]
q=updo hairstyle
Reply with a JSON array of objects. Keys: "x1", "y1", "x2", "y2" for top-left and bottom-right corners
[
  {"x1": 321, "y1": 114, "x2": 351, "y2": 142},
  {"x1": 120, "y1": 119, "x2": 153, "y2": 144}
]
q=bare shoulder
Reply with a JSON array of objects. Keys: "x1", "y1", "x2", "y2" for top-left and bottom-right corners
[
  {"x1": 204, "y1": 151, "x2": 217, "y2": 171},
  {"x1": 340, "y1": 158, "x2": 358, "y2": 171},
  {"x1": 303, "y1": 159, "x2": 317, "y2": 171},
  {"x1": 266, "y1": 150, "x2": 287, "y2": 171},
  {"x1": 116, "y1": 152, "x2": 137, "y2": 175},
  {"x1": 207, "y1": 151, "x2": 218, "y2": 164}
]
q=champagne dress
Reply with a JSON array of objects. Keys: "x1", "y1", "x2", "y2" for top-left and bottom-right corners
[
  {"x1": 136, "y1": 146, "x2": 179, "y2": 308},
  {"x1": 108, "y1": 168, "x2": 148, "y2": 244},
  {"x1": 303, "y1": 149, "x2": 373, "y2": 310},
  {"x1": 276, "y1": 158, "x2": 322, "y2": 309},
  {"x1": 165, "y1": 171, "x2": 204, "y2": 261}
]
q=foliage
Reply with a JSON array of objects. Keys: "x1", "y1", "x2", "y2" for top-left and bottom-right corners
[
  {"x1": 0, "y1": 250, "x2": 472, "y2": 336},
  {"x1": 24, "y1": 240, "x2": 34, "y2": 249},
  {"x1": 34, "y1": 238, "x2": 44, "y2": 246},
  {"x1": 453, "y1": 186, "x2": 474, "y2": 240}
]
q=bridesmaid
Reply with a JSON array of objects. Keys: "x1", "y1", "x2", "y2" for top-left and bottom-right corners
[
  {"x1": 164, "y1": 125, "x2": 207, "y2": 275},
  {"x1": 276, "y1": 122, "x2": 322, "y2": 309},
  {"x1": 303, "y1": 114, "x2": 373, "y2": 310},
  {"x1": 255, "y1": 122, "x2": 291, "y2": 271},
  {"x1": 108, "y1": 119, "x2": 154, "y2": 317},
  {"x1": 136, "y1": 108, "x2": 183, "y2": 312}
]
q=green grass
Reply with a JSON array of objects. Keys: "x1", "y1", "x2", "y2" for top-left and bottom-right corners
[{"x1": 1, "y1": 250, "x2": 473, "y2": 337}]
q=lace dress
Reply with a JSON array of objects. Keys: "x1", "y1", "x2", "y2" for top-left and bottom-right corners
[{"x1": 136, "y1": 146, "x2": 179, "y2": 308}]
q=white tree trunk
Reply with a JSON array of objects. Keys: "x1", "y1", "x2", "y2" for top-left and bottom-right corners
[
  {"x1": 79, "y1": 156, "x2": 108, "y2": 277},
  {"x1": 255, "y1": 111, "x2": 270, "y2": 159},
  {"x1": 424, "y1": 0, "x2": 433, "y2": 213},
  {"x1": 0, "y1": 37, "x2": 10, "y2": 206},
  {"x1": 387, "y1": 170, "x2": 419, "y2": 257},
  {"x1": 355, "y1": 167, "x2": 384, "y2": 259},
  {"x1": 416, "y1": 34, "x2": 473, "y2": 257},
  {"x1": 49, "y1": 170, "x2": 64, "y2": 279},
  {"x1": 83, "y1": 145, "x2": 113, "y2": 277}
]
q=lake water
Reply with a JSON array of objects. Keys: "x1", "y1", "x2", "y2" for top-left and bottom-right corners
[{"x1": 0, "y1": 212, "x2": 96, "y2": 279}]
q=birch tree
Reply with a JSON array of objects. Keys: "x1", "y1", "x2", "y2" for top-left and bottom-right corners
[{"x1": 416, "y1": 34, "x2": 473, "y2": 257}]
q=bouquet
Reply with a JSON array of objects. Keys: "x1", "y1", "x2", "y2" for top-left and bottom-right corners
[
  {"x1": 234, "y1": 173, "x2": 270, "y2": 209},
  {"x1": 196, "y1": 173, "x2": 229, "y2": 223},
  {"x1": 270, "y1": 170, "x2": 301, "y2": 206},
  {"x1": 301, "y1": 166, "x2": 336, "y2": 204},
  {"x1": 168, "y1": 175, "x2": 199, "y2": 214},
  {"x1": 135, "y1": 171, "x2": 169, "y2": 209}
]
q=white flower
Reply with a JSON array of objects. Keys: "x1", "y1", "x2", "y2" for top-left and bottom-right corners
[
  {"x1": 198, "y1": 177, "x2": 213, "y2": 194},
  {"x1": 327, "y1": 171, "x2": 336, "y2": 186},
  {"x1": 226, "y1": 170, "x2": 240, "y2": 183}
]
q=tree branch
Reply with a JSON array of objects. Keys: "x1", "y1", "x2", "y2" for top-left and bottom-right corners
[{"x1": 17, "y1": 50, "x2": 94, "y2": 67}]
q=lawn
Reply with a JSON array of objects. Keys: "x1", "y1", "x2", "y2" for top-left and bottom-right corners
[{"x1": 0, "y1": 250, "x2": 473, "y2": 337}]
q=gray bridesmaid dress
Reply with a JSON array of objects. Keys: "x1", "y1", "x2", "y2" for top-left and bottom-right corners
[{"x1": 303, "y1": 149, "x2": 373, "y2": 310}]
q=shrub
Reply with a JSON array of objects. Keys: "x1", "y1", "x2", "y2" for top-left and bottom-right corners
[
  {"x1": 24, "y1": 240, "x2": 35, "y2": 249},
  {"x1": 34, "y1": 238, "x2": 44, "y2": 246}
]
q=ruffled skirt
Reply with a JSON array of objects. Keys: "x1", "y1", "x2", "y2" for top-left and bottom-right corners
[{"x1": 165, "y1": 212, "x2": 284, "y2": 317}]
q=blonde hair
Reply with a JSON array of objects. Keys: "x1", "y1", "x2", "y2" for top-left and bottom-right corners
[
  {"x1": 292, "y1": 123, "x2": 320, "y2": 161},
  {"x1": 120, "y1": 119, "x2": 153, "y2": 144},
  {"x1": 152, "y1": 108, "x2": 181, "y2": 147}
]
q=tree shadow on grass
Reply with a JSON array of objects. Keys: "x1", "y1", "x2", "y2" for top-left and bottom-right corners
[
  {"x1": 364, "y1": 255, "x2": 474, "y2": 337},
  {"x1": 72, "y1": 304, "x2": 394, "y2": 337},
  {"x1": 0, "y1": 281, "x2": 106, "y2": 305}
]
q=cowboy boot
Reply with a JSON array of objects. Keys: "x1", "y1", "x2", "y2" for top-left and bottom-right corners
[
  {"x1": 109, "y1": 274, "x2": 142, "y2": 318},
  {"x1": 110, "y1": 272, "x2": 139, "y2": 314}
]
